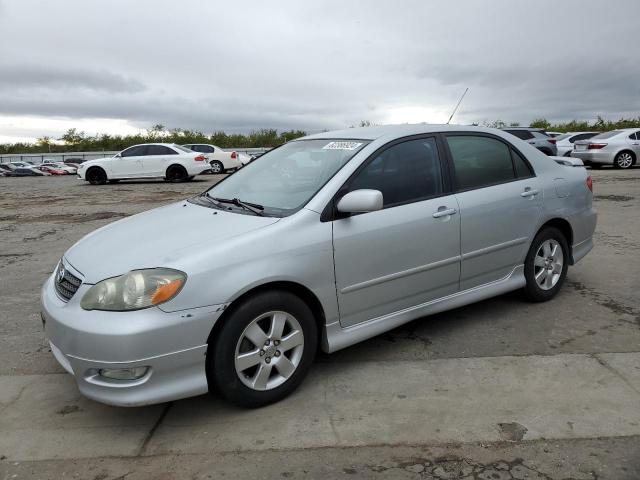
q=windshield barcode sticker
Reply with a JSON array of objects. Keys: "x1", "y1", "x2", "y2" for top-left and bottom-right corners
[{"x1": 322, "y1": 141, "x2": 363, "y2": 151}]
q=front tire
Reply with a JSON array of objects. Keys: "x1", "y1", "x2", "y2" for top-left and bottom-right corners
[
  {"x1": 86, "y1": 167, "x2": 107, "y2": 185},
  {"x1": 523, "y1": 227, "x2": 569, "y2": 302},
  {"x1": 614, "y1": 151, "x2": 634, "y2": 169},
  {"x1": 207, "y1": 290, "x2": 318, "y2": 408},
  {"x1": 166, "y1": 165, "x2": 188, "y2": 182}
]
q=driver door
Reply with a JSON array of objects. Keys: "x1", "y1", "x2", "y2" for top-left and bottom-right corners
[
  {"x1": 113, "y1": 145, "x2": 147, "y2": 178},
  {"x1": 332, "y1": 136, "x2": 461, "y2": 327}
]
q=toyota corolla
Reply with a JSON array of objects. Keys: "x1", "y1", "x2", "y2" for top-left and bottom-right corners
[{"x1": 41, "y1": 124, "x2": 596, "y2": 408}]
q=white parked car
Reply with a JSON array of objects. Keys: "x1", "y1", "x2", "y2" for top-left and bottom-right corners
[
  {"x1": 182, "y1": 144, "x2": 251, "y2": 174},
  {"x1": 554, "y1": 132, "x2": 600, "y2": 157},
  {"x1": 42, "y1": 161, "x2": 77, "y2": 174},
  {"x1": 77, "y1": 143, "x2": 211, "y2": 184}
]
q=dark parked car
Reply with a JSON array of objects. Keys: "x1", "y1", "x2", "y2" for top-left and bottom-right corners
[
  {"x1": 6, "y1": 167, "x2": 50, "y2": 177},
  {"x1": 501, "y1": 127, "x2": 558, "y2": 156}
]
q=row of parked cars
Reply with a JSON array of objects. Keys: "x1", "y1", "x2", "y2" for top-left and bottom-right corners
[
  {"x1": 501, "y1": 126, "x2": 640, "y2": 169},
  {"x1": 0, "y1": 160, "x2": 79, "y2": 176},
  {"x1": 0, "y1": 144, "x2": 258, "y2": 182}
]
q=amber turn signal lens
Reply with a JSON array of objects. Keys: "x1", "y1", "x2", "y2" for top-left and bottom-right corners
[{"x1": 151, "y1": 279, "x2": 184, "y2": 305}]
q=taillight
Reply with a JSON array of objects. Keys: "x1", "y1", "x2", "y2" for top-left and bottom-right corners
[
  {"x1": 586, "y1": 175, "x2": 593, "y2": 193},
  {"x1": 194, "y1": 154, "x2": 206, "y2": 161},
  {"x1": 547, "y1": 138, "x2": 556, "y2": 145},
  {"x1": 588, "y1": 143, "x2": 607, "y2": 150},
  {"x1": 231, "y1": 151, "x2": 237, "y2": 159}
]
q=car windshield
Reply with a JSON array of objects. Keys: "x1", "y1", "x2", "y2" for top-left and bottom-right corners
[
  {"x1": 201, "y1": 139, "x2": 369, "y2": 216},
  {"x1": 591, "y1": 130, "x2": 623, "y2": 140}
]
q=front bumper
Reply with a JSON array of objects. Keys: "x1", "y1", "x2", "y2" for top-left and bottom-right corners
[{"x1": 41, "y1": 272, "x2": 227, "y2": 406}]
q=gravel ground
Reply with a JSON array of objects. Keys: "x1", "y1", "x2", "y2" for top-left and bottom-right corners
[{"x1": 1, "y1": 168, "x2": 639, "y2": 479}]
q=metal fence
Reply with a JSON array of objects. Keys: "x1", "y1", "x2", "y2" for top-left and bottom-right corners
[{"x1": 0, "y1": 148, "x2": 269, "y2": 164}]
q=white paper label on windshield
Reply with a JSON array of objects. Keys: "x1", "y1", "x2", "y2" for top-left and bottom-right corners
[{"x1": 322, "y1": 141, "x2": 363, "y2": 151}]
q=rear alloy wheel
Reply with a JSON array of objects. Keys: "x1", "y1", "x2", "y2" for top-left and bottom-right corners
[
  {"x1": 87, "y1": 167, "x2": 107, "y2": 185},
  {"x1": 523, "y1": 227, "x2": 569, "y2": 302},
  {"x1": 614, "y1": 152, "x2": 634, "y2": 169},
  {"x1": 166, "y1": 165, "x2": 188, "y2": 182},
  {"x1": 207, "y1": 290, "x2": 317, "y2": 408},
  {"x1": 210, "y1": 160, "x2": 224, "y2": 174}
]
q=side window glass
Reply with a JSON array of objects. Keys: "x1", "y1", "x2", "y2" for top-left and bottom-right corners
[
  {"x1": 512, "y1": 149, "x2": 533, "y2": 178},
  {"x1": 446, "y1": 135, "x2": 516, "y2": 190},
  {"x1": 349, "y1": 137, "x2": 443, "y2": 208},
  {"x1": 146, "y1": 145, "x2": 170, "y2": 155},
  {"x1": 121, "y1": 145, "x2": 146, "y2": 157},
  {"x1": 203, "y1": 145, "x2": 216, "y2": 153}
]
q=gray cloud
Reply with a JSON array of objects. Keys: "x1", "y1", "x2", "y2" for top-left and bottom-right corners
[
  {"x1": 0, "y1": 0, "x2": 638, "y2": 140},
  {"x1": 0, "y1": 65, "x2": 146, "y2": 94}
]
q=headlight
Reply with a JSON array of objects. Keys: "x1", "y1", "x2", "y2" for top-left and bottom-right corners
[{"x1": 81, "y1": 268, "x2": 186, "y2": 311}]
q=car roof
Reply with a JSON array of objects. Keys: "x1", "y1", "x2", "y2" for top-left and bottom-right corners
[{"x1": 302, "y1": 124, "x2": 518, "y2": 141}]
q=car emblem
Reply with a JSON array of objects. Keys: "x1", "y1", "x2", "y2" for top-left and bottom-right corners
[{"x1": 57, "y1": 265, "x2": 66, "y2": 283}]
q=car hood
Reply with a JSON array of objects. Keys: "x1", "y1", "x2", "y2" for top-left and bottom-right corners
[{"x1": 64, "y1": 201, "x2": 280, "y2": 283}]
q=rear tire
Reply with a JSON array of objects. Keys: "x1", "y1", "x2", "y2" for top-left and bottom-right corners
[
  {"x1": 614, "y1": 151, "x2": 634, "y2": 169},
  {"x1": 207, "y1": 290, "x2": 317, "y2": 408},
  {"x1": 523, "y1": 227, "x2": 569, "y2": 302},
  {"x1": 210, "y1": 161, "x2": 224, "y2": 174},
  {"x1": 86, "y1": 167, "x2": 107, "y2": 185},
  {"x1": 166, "y1": 165, "x2": 188, "y2": 182}
]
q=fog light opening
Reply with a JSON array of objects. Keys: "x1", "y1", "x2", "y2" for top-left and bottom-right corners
[{"x1": 98, "y1": 366, "x2": 149, "y2": 380}]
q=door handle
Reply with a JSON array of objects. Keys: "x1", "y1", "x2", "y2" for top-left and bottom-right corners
[
  {"x1": 521, "y1": 188, "x2": 540, "y2": 198},
  {"x1": 432, "y1": 207, "x2": 457, "y2": 218}
]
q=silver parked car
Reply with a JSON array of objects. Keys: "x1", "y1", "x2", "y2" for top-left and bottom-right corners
[
  {"x1": 571, "y1": 128, "x2": 640, "y2": 169},
  {"x1": 41, "y1": 125, "x2": 596, "y2": 408},
  {"x1": 502, "y1": 127, "x2": 558, "y2": 156},
  {"x1": 554, "y1": 132, "x2": 600, "y2": 157}
]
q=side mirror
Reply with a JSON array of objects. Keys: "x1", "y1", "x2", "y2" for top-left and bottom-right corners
[{"x1": 336, "y1": 189, "x2": 383, "y2": 214}]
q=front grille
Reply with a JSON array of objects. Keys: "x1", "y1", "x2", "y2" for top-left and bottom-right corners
[{"x1": 54, "y1": 261, "x2": 82, "y2": 301}]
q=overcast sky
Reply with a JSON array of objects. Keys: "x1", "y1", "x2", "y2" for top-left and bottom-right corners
[{"x1": 1, "y1": 0, "x2": 638, "y2": 143}]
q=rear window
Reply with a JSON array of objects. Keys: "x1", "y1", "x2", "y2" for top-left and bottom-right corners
[
  {"x1": 505, "y1": 130, "x2": 534, "y2": 140},
  {"x1": 591, "y1": 130, "x2": 623, "y2": 140}
]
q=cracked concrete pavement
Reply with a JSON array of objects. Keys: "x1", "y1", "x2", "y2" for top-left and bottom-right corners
[{"x1": 0, "y1": 168, "x2": 639, "y2": 479}]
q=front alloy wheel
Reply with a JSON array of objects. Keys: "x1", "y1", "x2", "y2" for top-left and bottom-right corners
[
  {"x1": 207, "y1": 290, "x2": 317, "y2": 408},
  {"x1": 235, "y1": 311, "x2": 304, "y2": 391}
]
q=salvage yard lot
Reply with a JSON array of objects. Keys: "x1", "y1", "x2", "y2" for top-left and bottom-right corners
[{"x1": 1, "y1": 170, "x2": 639, "y2": 479}]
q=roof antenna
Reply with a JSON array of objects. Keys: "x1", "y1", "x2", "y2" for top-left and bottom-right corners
[{"x1": 446, "y1": 87, "x2": 469, "y2": 124}]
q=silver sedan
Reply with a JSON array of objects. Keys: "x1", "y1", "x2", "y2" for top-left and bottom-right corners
[
  {"x1": 41, "y1": 125, "x2": 597, "y2": 408},
  {"x1": 572, "y1": 128, "x2": 640, "y2": 169}
]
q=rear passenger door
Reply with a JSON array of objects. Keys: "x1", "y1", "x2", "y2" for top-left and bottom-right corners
[
  {"x1": 444, "y1": 134, "x2": 542, "y2": 290},
  {"x1": 144, "y1": 145, "x2": 178, "y2": 176}
]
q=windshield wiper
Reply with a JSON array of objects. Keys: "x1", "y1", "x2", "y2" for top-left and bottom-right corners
[{"x1": 206, "y1": 195, "x2": 265, "y2": 216}]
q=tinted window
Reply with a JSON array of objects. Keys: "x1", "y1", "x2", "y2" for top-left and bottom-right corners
[
  {"x1": 512, "y1": 150, "x2": 533, "y2": 178},
  {"x1": 628, "y1": 132, "x2": 638, "y2": 140},
  {"x1": 121, "y1": 145, "x2": 147, "y2": 157},
  {"x1": 146, "y1": 145, "x2": 176, "y2": 155},
  {"x1": 571, "y1": 133, "x2": 597, "y2": 143},
  {"x1": 349, "y1": 137, "x2": 443, "y2": 208},
  {"x1": 505, "y1": 130, "x2": 534, "y2": 140},
  {"x1": 198, "y1": 145, "x2": 215, "y2": 153},
  {"x1": 447, "y1": 135, "x2": 515, "y2": 190}
]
